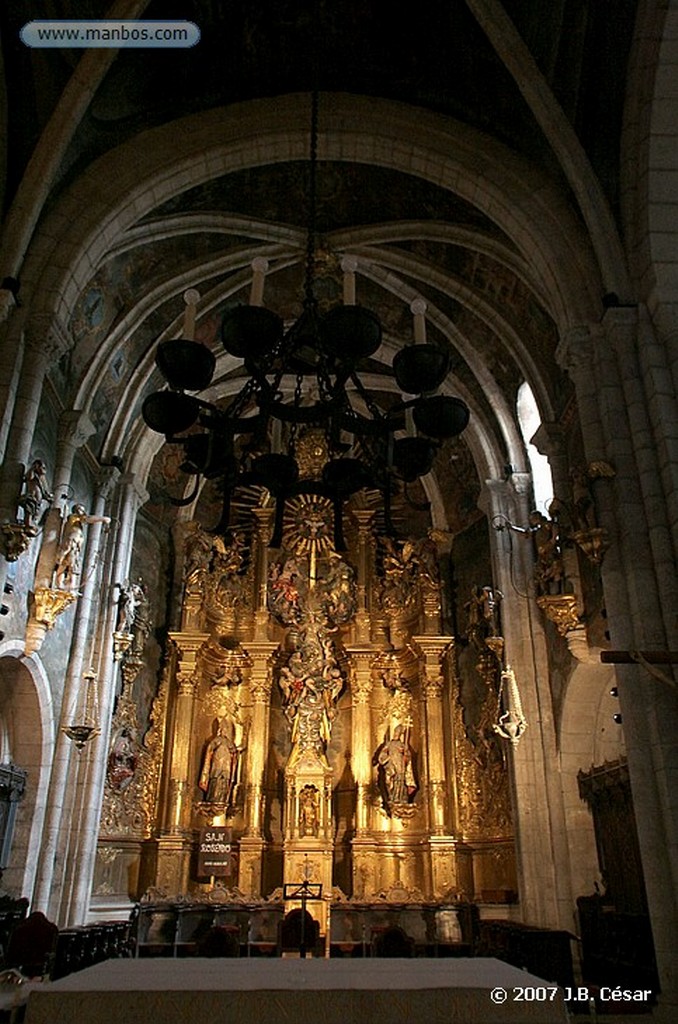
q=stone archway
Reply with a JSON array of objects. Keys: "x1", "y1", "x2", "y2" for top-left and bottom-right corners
[
  {"x1": 559, "y1": 660, "x2": 626, "y2": 907},
  {"x1": 0, "y1": 648, "x2": 54, "y2": 900}
]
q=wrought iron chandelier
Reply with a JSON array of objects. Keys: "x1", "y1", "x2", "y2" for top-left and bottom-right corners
[{"x1": 142, "y1": 93, "x2": 469, "y2": 547}]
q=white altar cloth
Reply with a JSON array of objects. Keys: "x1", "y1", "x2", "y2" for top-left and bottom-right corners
[{"x1": 24, "y1": 957, "x2": 569, "y2": 1024}]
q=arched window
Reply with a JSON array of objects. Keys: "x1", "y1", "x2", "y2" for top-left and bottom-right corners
[{"x1": 516, "y1": 381, "x2": 554, "y2": 513}]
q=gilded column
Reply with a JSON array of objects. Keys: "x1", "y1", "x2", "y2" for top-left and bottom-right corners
[
  {"x1": 348, "y1": 651, "x2": 374, "y2": 835},
  {"x1": 352, "y1": 509, "x2": 375, "y2": 644},
  {"x1": 348, "y1": 650, "x2": 377, "y2": 899},
  {"x1": 156, "y1": 633, "x2": 207, "y2": 894},
  {"x1": 413, "y1": 636, "x2": 458, "y2": 898},
  {"x1": 252, "y1": 507, "x2": 274, "y2": 641},
  {"x1": 239, "y1": 641, "x2": 276, "y2": 895}
]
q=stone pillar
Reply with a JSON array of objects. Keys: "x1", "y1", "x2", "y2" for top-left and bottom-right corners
[
  {"x1": 600, "y1": 311, "x2": 678, "y2": 1014},
  {"x1": 252, "y1": 507, "x2": 274, "y2": 641},
  {"x1": 63, "y1": 473, "x2": 148, "y2": 924},
  {"x1": 0, "y1": 317, "x2": 68, "y2": 501},
  {"x1": 30, "y1": 468, "x2": 116, "y2": 919},
  {"x1": 0, "y1": 318, "x2": 68, "y2": 594},
  {"x1": 239, "y1": 642, "x2": 277, "y2": 896},
  {"x1": 481, "y1": 477, "x2": 574, "y2": 929},
  {"x1": 33, "y1": 409, "x2": 97, "y2": 590}
]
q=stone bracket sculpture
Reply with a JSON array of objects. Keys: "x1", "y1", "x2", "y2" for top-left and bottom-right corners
[
  {"x1": 1, "y1": 459, "x2": 53, "y2": 562},
  {"x1": 24, "y1": 587, "x2": 78, "y2": 655}
]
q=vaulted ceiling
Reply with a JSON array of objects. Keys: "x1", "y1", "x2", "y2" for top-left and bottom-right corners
[{"x1": 0, "y1": 0, "x2": 640, "y2": 536}]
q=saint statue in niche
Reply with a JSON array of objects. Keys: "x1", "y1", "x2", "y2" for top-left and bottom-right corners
[
  {"x1": 374, "y1": 724, "x2": 417, "y2": 813},
  {"x1": 199, "y1": 716, "x2": 244, "y2": 807}
]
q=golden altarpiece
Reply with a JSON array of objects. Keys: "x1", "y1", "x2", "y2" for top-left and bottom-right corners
[{"x1": 96, "y1": 478, "x2": 516, "y2": 935}]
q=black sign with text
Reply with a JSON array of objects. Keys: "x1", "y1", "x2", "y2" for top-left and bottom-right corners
[{"x1": 197, "y1": 827, "x2": 233, "y2": 877}]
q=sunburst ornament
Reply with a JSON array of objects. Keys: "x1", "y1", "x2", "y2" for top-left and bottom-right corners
[{"x1": 283, "y1": 494, "x2": 334, "y2": 557}]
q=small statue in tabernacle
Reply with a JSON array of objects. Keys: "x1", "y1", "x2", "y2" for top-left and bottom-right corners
[
  {"x1": 183, "y1": 522, "x2": 213, "y2": 593},
  {"x1": 299, "y1": 784, "x2": 320, "y2": 837}
]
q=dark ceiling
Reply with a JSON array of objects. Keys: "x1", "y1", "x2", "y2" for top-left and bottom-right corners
[{"x1": 1, "y1": 0, "x2": 637, "y2": 219}]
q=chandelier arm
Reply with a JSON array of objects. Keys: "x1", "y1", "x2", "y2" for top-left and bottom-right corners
[
  {"x1": 348, "y1": 368, "x2": 391, "y2": 425},
  {"x1": 167, "y1": 476, "x2": 201, "y2": 507},
  {"x1": 303, "y1": 90, "x2": 320, "y2": 310}
]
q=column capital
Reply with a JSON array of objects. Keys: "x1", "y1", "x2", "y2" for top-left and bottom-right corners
[
  {"x1": 176, "y1": 671, "x2": 199, "y2": 696},
  {"x1": 555, "y1": 323, "x2": 599, "y2": 374},
  {"x1": 25, "y1": 312, "x2": 71, "y2": 362},
  {"x1": 601, "y1": 304, "x2": 639, "y2": 356},
  {"x1": 352, "y1": 508, "x2": 376, "y2": 533},
  {"x1": 412, "y1": 635, "x2": 454, "y2": 666},
  {"x1": 530, "y1": 421, "x2": 566, "y2": 459},
  {"x1": 252, "y1": 505, "x2": 275, "y2": 531},
  {"x1": 57, "y1": 409, "x2": 96, "y2": 450},
  {"x1": 95, "y1": 466, "x2": 121, "y2": 502},
  {"x1": 117, "y1": 472, "x2": 149, "y2": 512},
  {"x1": 168, "y1": 631, "x2": 210, "y2": 662}
]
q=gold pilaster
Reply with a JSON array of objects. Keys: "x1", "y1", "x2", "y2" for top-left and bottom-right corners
[
  {"x1": 252, "y1": 507, "x2": 274, "y2": 641},
  {"x1": 164, "y1": 633, "x2": 207, "y2": 835},
  {"x1": 352, "y1": 509, "x2": 376, "y2": 644},
  {"x1": 347, "y1": 650, "x2": 374, "y2": 835},
  {"x1": 413, "y1": 636, "x2": 454, "y2": 836},
  {"x1": 242, "y1": 643, "x2": 277, "y2": 842}
]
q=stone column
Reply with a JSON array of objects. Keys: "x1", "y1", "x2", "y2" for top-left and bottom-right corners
[
  {"x1": 239, "y1": 642, "x2": 277, "y2": 896},
  {"x1": 63, "y1": 473, "x2": 148, "y2": 924},
  {"x1": 600, "y1": 310, "x2": 678, "y2": 1014},
  {"x1": 252, "y1": 507, "x2": 274, "y2": 641},
  {"x1": 33, "y1": 409, "x2": 97, "y2": 590},
  {"x1": 0, "y1": 317, "x2": 68, "y2": 593},
  {"x1": 481, "y1": 477, "x2": 574, "y2": 929},
  {"x1": 0, "y1": 317, "x2": 69, "y2": 504},
  {"x1": 30, "y1": 468, "x2": 117, "y2": 919}
]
